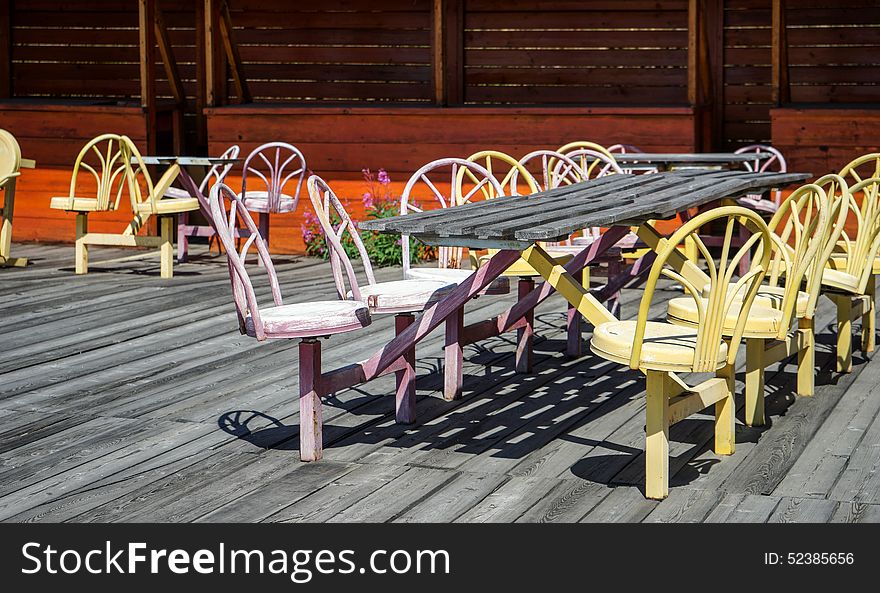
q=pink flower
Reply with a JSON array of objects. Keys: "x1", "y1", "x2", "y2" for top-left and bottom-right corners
[
  {"x1": 378, "y1": 169, "x2": 391, "y2": 186},
  {"x1": 362, "y1": 192, "x2": 374, "y2": 209}
]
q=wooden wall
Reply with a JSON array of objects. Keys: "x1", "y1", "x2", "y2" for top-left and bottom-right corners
[{"x1": 461, "y1": 0, "x2": 689, "y2": 105}]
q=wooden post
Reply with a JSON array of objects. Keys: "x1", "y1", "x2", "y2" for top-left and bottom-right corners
[
  {"x1": 195, "y1": 0, "x2": 207, "y2": 149},
  {"x1": 688, "y1": 0, "x2": 723, "y2": 151},
  {"x1": 138, "y1": 0, "x2": 158, "y2": 153},
  {"x1": 219, "y1": 0, "x2": 250, "y2": 103},
  {"x1": 0, "y1": 0, "x2": 10, "y2": 98},
  {"x1": 771, "y1": 0, "x2": 791, "y2": 105},
  {"x1": 432, "y1": 0, "x2": 463, "y2": 106},
  {"x1": 299, "y1": 339, "x2": 324, "y2": 462},
  {"x1": 204, "y1": 0, "x2": 226, "y2": 108}
]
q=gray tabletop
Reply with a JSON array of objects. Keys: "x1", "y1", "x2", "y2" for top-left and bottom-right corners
[
  {"x1": 134, "y1": 156, "x2": 240, "y2": 166},
  {"x1": 613, "y1": 152, "x2": 772, "y2": 164},
  {"x1": 359, "y1": 170, "x2": 810, "y2": 249}
]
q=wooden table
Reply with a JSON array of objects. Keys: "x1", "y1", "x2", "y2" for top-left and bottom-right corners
[
  {"x1": 613, "y1": 152, "x2": 773, "y2": 171},
  {"x1": 137, "y1": 155, "x2": 240, "y2": 262},
  {"x1": 358, "y1": 169, "x2": 810, "y2": 401},
  {"x1": 0, "y1": 156, "x2": 36, "y2": 268}
]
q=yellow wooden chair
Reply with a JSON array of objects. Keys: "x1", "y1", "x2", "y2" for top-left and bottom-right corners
[
  {"x1": 817, "y1": 164, "x2": 880, "y2": 372},
  {"x1": 48, "y1": 134, "x2": 192, "y2": 278},
  {"x1": 0, "y1": 129, "x2": 23, "y2": 265},
  {"x1": 590, "y1": 206, "x2": 772, "y2": 499},
  {"x1": 666, "y1": 180, "x2": 840, "y2": 427}
]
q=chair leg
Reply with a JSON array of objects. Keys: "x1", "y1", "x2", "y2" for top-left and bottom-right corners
[
  {"x1": 516, "y1": 277, "x2": 535, "y2": 373},
  {"x1": 258, "y1": 212, "x2": 270, "y2": 267},
  {"x1": 75, "y1": 213, "x2": 88, "y2": 274},
  {"x1": 606, "y1": 258, "x2": 622, "y2": 318},
  {"x1": 714, "y1": 363, "x2": 736, "y2": 455},
  {"x1": 744, "y1": 338, "x2": 765, "y2": 427},
  {"x1": 159, "y1": 215, "x2": 174, "y2": 279},
  {"x1": 444, "y1": 306, "x2": 465, "y2": 401},
  {"x1": 798, "y1": 316, "x2": 815, "y2": 396},
  {"x1": 566, "y1": 269, "x2": 583, "y2": 358},
  {"x1": 836, "y1": 296, "x2": 853, "y2": 373},
  {"x1": 395, "y1": 313, "x2": 417, "y2": 424},
  {"x1": 684, "y1": 234, "x2": 698, "y2": 263},
  {"x1": 299, "y1": 339, "x2": 323, "y2": 462},
  {"x1": 862, "y1": 275, "x2": 876, "y2": 355},
  {"x1": 645, "y1": 370, "x2": 670, "y2": 500},
  {"x1": 177, "y1": 211, "x2": 189, "y2": 263}
]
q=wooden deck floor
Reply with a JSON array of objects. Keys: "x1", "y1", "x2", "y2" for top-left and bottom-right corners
[{"x1": 2, "y1": 242, "x2": 880, "y2": 523}]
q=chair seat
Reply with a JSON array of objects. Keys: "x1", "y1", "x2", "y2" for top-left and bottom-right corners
[
  {"x1": 49, "y1": 196, "x2": 108, "y2": 212},
  {"x1": 245, "y1": 300, "x2": 371, "y2": 339},
  {"x1": 348, "y1": 279, "x2": 456, "y2": 314},
  {"x1": 163, "y1": 186, "x2": 193, "y2": 199},
  {"x1": 590, "y1": 319, "x2": 729, "y2": 372},
  {"x1": 240, "y1": 191, "x2": 298, "y2": 213},
  {"x1": 828, "y1": 254, "x2": 880, "y2": 275},
  {"x1": 135, "y1": 197, "x2": 200, "y2": 215},
  {"x1": 404, "y1": 266, "x2": 510, "y2": 294},
  {"x1": 822, "y1": 268, "x2": 860, "y2": 294},
  {"x1": 479, "y1": 252, "x2": 573, "y2": 277},
  {"x1": 667, "y1": 297, "x2": 787, "y2": 339},
  {"x1": 737, "y1": 195, "x2": 779, "y2": 214},
  {"x1": 709, "y1": 282, "x2": 809, "y2": 318}
]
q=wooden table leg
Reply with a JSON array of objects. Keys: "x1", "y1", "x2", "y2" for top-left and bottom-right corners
[
  {"x1": 566, "y1": 269, "x2": 583, "y2": 358},
  {"x1": 516, "y1": 277, "x2": 535, "y2": 373},
  {"x1": 395, "y1": 313, "x2": 417, "y2": 423}
]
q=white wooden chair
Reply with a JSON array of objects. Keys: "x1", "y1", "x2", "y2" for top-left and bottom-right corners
[
  {"x1": 207, "y1": 182, "x2": 371, "y2": 462},
  {"x1": 306, "y1": 174, "x2": 457, "y2": 418},
  {"x1": 239, "y1": 142, "x2": 307, "y2": 245},
  {"x1": 400, "y1": 157, "x2": 509, "y2": 294},
  {"x1": 165, "y1": 144, "x2": 240, "y2": 261}
]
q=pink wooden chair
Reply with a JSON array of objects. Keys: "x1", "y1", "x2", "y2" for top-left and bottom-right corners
[
  {"x1": 164, "y1": 144, "x2": 240, "y2": 261},
  {"x1": 735, "y1": 144, "x2": 788, "y2": 213},
  {"x1": 608, "y1": 143, "x2": 659, "y2": 174},
  {"x1": 306, "y1": 174, "x2": 457, "y2": 412},
  {"x1": 207, "y1": 182, "x2": 372, "y2": 461},
  {"x1": 400, "y1": 157, "x2": 509, "y2": 294},
  {"x1": 239, "y1": 142, "x2": 307, "y2": 244}
]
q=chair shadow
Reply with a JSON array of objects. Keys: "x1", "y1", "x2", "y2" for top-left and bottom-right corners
[{"x1": 215, "y1": 305, "x2": 867, "y2": 493}]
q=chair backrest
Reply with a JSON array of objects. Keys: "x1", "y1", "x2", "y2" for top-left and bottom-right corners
[
  {"x1": 831, "y1": 172, "x2": 880, "y2": 293},
  {"x1": 555, "y1": 141, "x2": 618, "y2": 177},
  {"x1": 460, "y1": 150, "x2": 539, "y2": 198},
  {"x1": 758, "y1": 181, "x2": 835, "y2": 332},
  {"x1": 736, "y1": 144, "x2": 787, "y2": 204},
  {"x1": 399, "y1": 157, "x2": 503, "y2": 275},
  {"x1": 514, "y1": 150, "x2": 584, "y2": 191},
  {"x1": 607, "y1": 143, "x2": 657, "y2": 174},
  {"x1": 58, "y1": 133, "x2": 135, "y2": 212},
  {"x1": 207, "y1": 182, "x2": 283, "y2": 341},
  {"x1": 0, "y1": 129, "x2": 22, "y2": 182},
  {"x1": 557, "y1": 148, "x2": 624, "y2": 180},
  {"x1": 306, "y1": 174, "x2": 376, "y2": 302},
  {"x1": 199, "y1": 144, "x2": 241, "y2": 193},
  {"x1": 635, "y1": 206, "x2": 772, "y2": 372},
  {"x1": 240, "y1": 142, "x2": 307, "y2": 213},
  {"x1": 607, "y1": 144, "x2": 644, "y2": 154}
]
